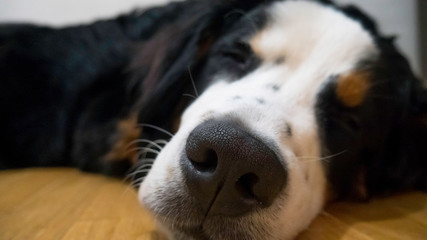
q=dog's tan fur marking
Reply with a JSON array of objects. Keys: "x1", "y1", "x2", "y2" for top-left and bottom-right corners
[
  {"x1": 103, "y1": 115, "x2": 141, "y2": 164},
  {"x1": 249, "y1": 30, "x2": 274, "y2": 62},
  {"x1": 250, "y1": 29, "x2": 287, "y2": 65},
  {"x1": 337, "y1": 72, "x2": 370, "y2": 107},
  {"x1": 249, "y1": 31, "x2": 264, "y2": 59}
]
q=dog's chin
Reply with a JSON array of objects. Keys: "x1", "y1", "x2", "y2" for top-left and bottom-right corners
[{"x1": 154, "y1": 212, "x2": 274, "y2": 240}]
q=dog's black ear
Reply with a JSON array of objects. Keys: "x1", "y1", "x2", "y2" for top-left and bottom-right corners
[
  {"x1": 364, "y1": 38, "x2": 427, "y2": 196},
  {"x1": 131, "y1": 0, "x2": 271, "y2": 139},
  {"x1": 380, "y1": 76, "x2": 427, "y2": 194},
  {"x1": 402, "y1": 77, "x2": 427, "y2": 191},
  {"x1": 339, "y1": 5, "x2": 380, "y2": 36},
  {"x1": 324, "y1": 37, "x2": 427, "y2": 200}
]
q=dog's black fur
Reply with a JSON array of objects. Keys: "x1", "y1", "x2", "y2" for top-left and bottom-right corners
[
  {"x1": 0, "y1": 1, "x2": 190, "y2": 174},
  {"x1": 0, "y1": 0, "x2": 277, "y2": 176},
  {"x1": 0, "y1": 0, "x2": 426, "y2": 202}
]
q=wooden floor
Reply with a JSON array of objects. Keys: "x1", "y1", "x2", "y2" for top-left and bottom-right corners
[{"x1": 0, "y1": 168, "x2": 426, "y2": 240}]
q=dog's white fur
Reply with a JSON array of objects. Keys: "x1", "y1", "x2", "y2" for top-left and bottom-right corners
[{"x1": 139, "y1": 1, "x2": 378, "y2": 239}]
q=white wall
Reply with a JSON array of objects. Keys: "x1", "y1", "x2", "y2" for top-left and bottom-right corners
[
  {"x1": 335, "y1": 0, "x2": 420, "y2": 76},
  {"x1": 0, "y1": 0, "x2": 171, "y2": 26},
  {"x1": 0, "y1": 0, "x2": 420, "y2": 75}
]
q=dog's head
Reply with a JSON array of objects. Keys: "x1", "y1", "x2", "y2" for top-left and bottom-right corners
[{"x1": 135, "y1": 0, "x2": 427, "y2": 239}]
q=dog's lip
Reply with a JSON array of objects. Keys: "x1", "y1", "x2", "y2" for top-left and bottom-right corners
[{"x1": 156, "y1": 212, "x2": 244, "y2": 239}]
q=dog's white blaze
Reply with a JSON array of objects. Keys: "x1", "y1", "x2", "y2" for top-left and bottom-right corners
[{"x1": 139, "y1": 1, "x2": 378, "y2": 239}]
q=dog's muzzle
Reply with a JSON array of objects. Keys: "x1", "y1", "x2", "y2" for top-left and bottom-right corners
[{"x1": 181, "y1": 119, "x2": 287, "y2": 217}]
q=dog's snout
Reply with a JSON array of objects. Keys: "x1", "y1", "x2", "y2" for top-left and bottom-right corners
[{"x1": 182, "y1": 120, "x2": 287, "y2": 217}]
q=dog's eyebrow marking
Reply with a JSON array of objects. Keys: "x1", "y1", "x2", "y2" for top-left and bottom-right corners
[
  {"x1": 249, "y1": 31, "x2": 264, "y2": 60},
  {"x1": 336, "y1": 71, "x2": 370, "y2": 107}
]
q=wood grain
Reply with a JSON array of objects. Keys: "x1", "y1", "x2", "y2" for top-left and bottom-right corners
[{"x1": 1, "y1": 168, "x2": 426, "y2": 240}]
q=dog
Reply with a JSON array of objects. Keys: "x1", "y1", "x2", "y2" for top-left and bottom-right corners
[{"x1": 0, "y1": 0, "x2": 426, "y2": 239}]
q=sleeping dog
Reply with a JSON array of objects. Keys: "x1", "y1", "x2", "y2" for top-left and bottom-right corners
[{"x1": 0, "y1": 0, "x2": 426, "y2": 239}]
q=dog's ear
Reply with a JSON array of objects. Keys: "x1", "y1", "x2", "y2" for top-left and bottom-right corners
[
  {"x1": 363, "y1": 38, "x2": 427, "y2": 196},
  {"x1": 402, "y1": 76, "x2": 427, "y2": 191},
  {"x1": 378, "y1": 76, "x2": 427, "y2": 194},
  {"x1": 130, "y1": 0, "x2": 271, "y2": 139},
  {"x1": 325, "y1": 37, "x2": 427, "y2": 200}
]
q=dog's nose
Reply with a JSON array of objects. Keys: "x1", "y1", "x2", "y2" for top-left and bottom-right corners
[{"x1": 181, "y1": 120, "x2": 287, "y2": 217}]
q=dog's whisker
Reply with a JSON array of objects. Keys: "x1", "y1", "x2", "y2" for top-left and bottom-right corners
[
  {"x1": 127, "y1": 147, "x2": 160, "y2": 155},
  {"x1": 132, "y1": 163, "x2": 154, "y2": 171},
  {"x1": 119, "y1": 183, "x2": 142, "y2": 199},
  {"x1": 183, "y1": 93, "x2": 197, "y2": 99},
  {"x1": 130, "y1": 145, "x2": 161, "y2": 173},
  {"x1": 126, "y1": 155, "x2": 154, "y2": 172},
  {"x1": 124, "y1": 169, "x2": 151, "y2": 183},
  {"x1": 187, "y1": 65, "x2": 199, "y2": 97},
  {"x1": 131, "y1": 177, "x2": 145, "y2": 188},
  {"x1": 298, "y1": 150, "x2": 347, "y2": 163},
  {"x1": 124, "y1": 160, "x2": 155, "y2": 181},
  {"x1": 125, "y1": 171, "x2": 151, "y2": 184},
  {"x1": 136, "y1": 160, "x2": 154, "y2": 172},
  {"x1": 137, "y1": 152, "x2": 152, "y2": 163},
  {"x1": 126, "y1": 139, "x2": 164, "y2": 151},
  {"x1": 127, "y1": 156, "x2": 161, "y2": 186},
  {"x1": 133, "y1": 159, "x2": 155, "y2": 169},
  {"x1": 124, "y1": 163, "x2": 144, "y2": 178},
  {"x1": 138, "y1": 147, "x2": 158, "y2": 161},
  {"x1": 137, "y1": 139, "x2": 168, "y2": 160},
  {"x1": 138, "y1": 123, "x2": 174, "y2": 138},
  {"x1": 125, "y1": 158, "x2": 155, "y2": 174},
  {"x1": 154, "y1": 139, "x2": 169, "y2": 145},
  {"x1": 128, "y1": 168, "x2": 152, "y2": 177}
]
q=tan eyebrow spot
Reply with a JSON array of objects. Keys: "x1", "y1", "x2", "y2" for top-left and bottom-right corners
[
  {"x1": 249, "y1": 28, "x2": 281, "y2": 63},
  {"x1": 249, "y1": 31, "x2": 265, "y2": 60},
  {"x1": 336, "y1": 71, "x2": 370, "y2": 107},
  {"x1": 250, "y1": 29, "x2": 287, "y2": 65}
]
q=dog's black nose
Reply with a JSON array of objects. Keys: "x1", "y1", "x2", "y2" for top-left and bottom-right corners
[{"x1": 182, "y1": 120, "x2": 287, "y2": 217}]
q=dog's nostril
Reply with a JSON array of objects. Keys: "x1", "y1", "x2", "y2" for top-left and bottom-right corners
[
  {"x1": 189, "y1": 148, "x2": 218, "y2": 173},
  {"x1": 235, "y1": 173, "x2": 259, "y2": 200}
]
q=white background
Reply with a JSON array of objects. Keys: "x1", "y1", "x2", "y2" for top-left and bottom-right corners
[{"x1": 0, "y1": 0, "x2": 421, "y2": 75}]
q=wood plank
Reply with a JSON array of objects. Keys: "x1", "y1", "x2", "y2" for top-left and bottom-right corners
[
  {"x1": 0, "y1": 168, "x2": 426, "y2": 240},
  {"x1": 325, "y1": 194, "x2": 427, "y2": 240},
  {"x1": 297, "y1": 211, "x2": 373, "y2": 240}
]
